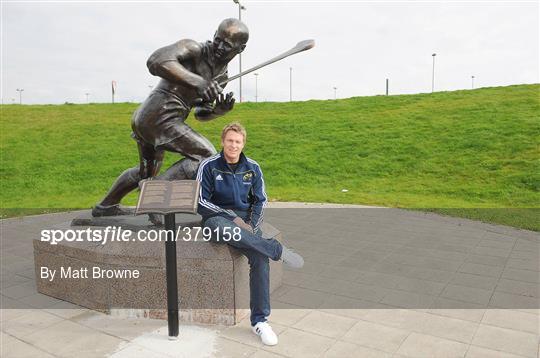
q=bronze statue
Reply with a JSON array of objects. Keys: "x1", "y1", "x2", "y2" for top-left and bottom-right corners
[{"x1": 92, "y1": 18, "x2": 248, "y2": 217}]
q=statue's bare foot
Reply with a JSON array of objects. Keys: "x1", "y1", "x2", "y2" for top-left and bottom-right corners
[{"x1": 92, "y1": 204, "x2": 133, "y2": 217}]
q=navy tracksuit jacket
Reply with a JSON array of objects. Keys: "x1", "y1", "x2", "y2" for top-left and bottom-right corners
[{"x1": 196, "y1": 151, "x2": 268, "y2": 232}]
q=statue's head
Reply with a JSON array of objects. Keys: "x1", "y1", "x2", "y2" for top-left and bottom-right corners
[{"x1": 213, "y1": 18, "x2": 249, "y2": 61}]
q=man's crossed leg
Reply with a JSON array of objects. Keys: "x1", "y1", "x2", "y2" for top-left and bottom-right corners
[{"x1": 203, "y1": 215, "x2": 303, "y2": 345}]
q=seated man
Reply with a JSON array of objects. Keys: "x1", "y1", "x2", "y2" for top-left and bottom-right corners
[{"x1": 196, "y1": 122, "x2": 303, "y2": 346}]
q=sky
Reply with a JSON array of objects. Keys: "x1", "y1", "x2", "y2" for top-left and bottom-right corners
[{"x1": 1, "y1": 1, "x2": 538, "y2": 104}]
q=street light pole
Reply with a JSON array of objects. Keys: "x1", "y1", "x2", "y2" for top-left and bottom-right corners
[
  {"x1": 431, "y1": 53, "x2": 436, "y2": 93},
  {"x1": 471, "y1": 76, "x2": 475, "y2": 89},
  {"x1": 233, "y1": 0, "x2": 246, "y2": 102},
  {"x1": 333, "y1": 87, "x2": 337, "y2": 100},
  {"x1": 16, "y1": 88, "x2": 24, "y2": 104},
  {"x1": 254, "y1": 73, "x2": 258, "y2": 103},
  {"x1": 111, "y1": 80, "x2": 117, "y2": 104},
  {"x1": 289, "y1": 67, "x2": 292, "y2": 102}
]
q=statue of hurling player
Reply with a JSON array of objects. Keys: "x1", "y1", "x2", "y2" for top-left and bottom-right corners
[{"x1": 92, "y1": 18, "x2": 248, "y2": 217}]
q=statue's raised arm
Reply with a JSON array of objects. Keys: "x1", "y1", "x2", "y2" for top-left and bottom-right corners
[{"x1": 147, "y1": 40, "x2": 222, "y2": 102}]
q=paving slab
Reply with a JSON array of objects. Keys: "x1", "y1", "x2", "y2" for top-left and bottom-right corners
[
  {"x1": 22, "y1": 320, "x2": 126, "y2": 358},
  {"x1": 347, "y1": 321, "x2": 409, "y2": 354},
  {"x1": 323, "y1": 341, "x2": 392, "y2": 358},
  {"x1": 359, "y1": 308, "x2": 429, "y2": 331},
  {"x1": 396, "y1": 332, "x2": 469, "y2": 357},
  {"x1": 481, "y1": 309, "x2": 539, "y2": 334},
  {"x1": 428, "y1": 298, "x2": 486, "y2": 322},
  {"x1": 465, "y1": 345, "x2": 528, "y2": 358},
  {"x1": 418, "y1": 312, "x2": 479, "y2": 344},
  {"x1": 1, "y1": 309, "x2": 64, "y2": 338},
  {"x1": 1, "y1": 332, "x2": 57, "y2": 358},
  {"x1": 212, "y1": 337, "x2": 256, "y2": 358},
  {"x1": 440, "y1": 284, "x2": 493, "y2": 305},
  {"x1": 291, "y1": 310, "x2": 357, "y2": 338},
  {"x1": 450, "y1": 272, "x2": 499, "y2": 291},
  {"x1": 260, "y1": 327, "x2": 334, "y2": 358},
  {"x1": 459, "y1": 262, "x2": 504, "y2": 278},
  {"x1": 465, "y1": 253, "x2": 508, "y2": 267},
  {"x1": 472, "y1": 324, "x2": 539, "y2": 357}
]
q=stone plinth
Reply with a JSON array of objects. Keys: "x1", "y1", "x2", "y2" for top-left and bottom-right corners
[{"x1": 33, "y1": 211, "x2": 282, "y2": 325}]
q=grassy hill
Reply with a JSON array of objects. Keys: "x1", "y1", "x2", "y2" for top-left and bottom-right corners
[{"x1": 1, "y1": 84, "x2": 538, "y2": 230}]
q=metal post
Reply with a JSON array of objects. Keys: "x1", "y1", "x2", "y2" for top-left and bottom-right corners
[
  {"x1": 112, "y1": 81, "x2": 117, "y2": 104},
  {"x1": 238, "y1": 4, "x2": 242, "y2": 102},
  {"x1": 233, "y1": 0, "x2": 246, "y2": 102},
  {"x1": 164, "y1": 213, "x2": 179, "y2": 339},
  {"x1": 471, "y1": 76, "x2": 475, "y2": 89},
  {"x1": 16, "y1": 89, "x2": 24, "y2": 104},
  {"x1": 289, "y1": 67, "x2": 292, "y2": 102},
  {"x1": 254, "y1": 73, "x2": 258, "y2": 102},
  {"x1": 85, "y1": 93, "x2": 90, "y2": 103},
  {"x1": 386, "y1": 79, "x2": 389, "y2": 96},
  {"x1": 333, "y1": 87, "x2": 337, "y2": 100},
  {"x1": 431, "y1": 53, "x2": 436, "y2": 93}
]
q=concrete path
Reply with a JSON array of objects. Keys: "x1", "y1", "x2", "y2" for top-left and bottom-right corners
[{"x1": 1, "y1": 205, "x2": 538, "y2": 357}]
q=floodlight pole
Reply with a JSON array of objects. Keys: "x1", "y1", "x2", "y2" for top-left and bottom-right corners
[
  {"x1": 289, "y1": 67, "x2": 292, "y2": 102},
  {"x1": 431, "y1": 53, "x2": 436, "y2": 93},
  {"x1": 85, "y1": 93, "x2": 90, "y2": 104},
  {"x1": 112, "y1": 80, "x2": 117, "y2": 104},
  {"x1": 164, "y1": 213, "x2": 179, "y2": 339},
  {"x1": 333, "y1": 87, "x2": 337, "y2": 100},
  {"x1": 471, "y1": 75, "x2": 475, "y2": 89},
  {"x1": 16, "y1": 88, "x2": 24, "y2": 104},
  {"x1": 386, "y1": 78, "x2": 389, "y2": 95},
  {"x1": 233, "y1": 0, "x2": 246, "y2": 102}
]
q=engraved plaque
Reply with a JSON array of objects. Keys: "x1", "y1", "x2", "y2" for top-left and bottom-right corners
[{"x1": 135, "y1": 180, "x2": 200, "y2": 215}]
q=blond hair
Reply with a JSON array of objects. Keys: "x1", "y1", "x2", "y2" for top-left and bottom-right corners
[{"x1": 221, "y1": 122, "x2": 247, "y2": 142}]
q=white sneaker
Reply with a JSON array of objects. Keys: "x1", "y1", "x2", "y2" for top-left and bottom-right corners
[
  {"x1": 252, "y1": 322, "x2": 278, "y2": 346},
  {"x1": 281, "y1": 245, "x2": 304, "y2": 269}
]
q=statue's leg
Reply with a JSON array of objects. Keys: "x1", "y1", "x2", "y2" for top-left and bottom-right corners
[
  {"x1": 144, "y1": 129, "x2": 216, "y2": 225},
  {"x1": 92, "y1": 141, "x2": 164, "y2": 216},
  {"x1": 157, "y1": 127, "x2": 217, "y2": 181}
]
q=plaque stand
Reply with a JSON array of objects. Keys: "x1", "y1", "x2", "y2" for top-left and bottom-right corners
[
  {"x1": 164, "y1": 213, "x2": 179, "y2": 339},
  {"x1": 135, "y1": 179, "x2": 200, "y2": 339}
]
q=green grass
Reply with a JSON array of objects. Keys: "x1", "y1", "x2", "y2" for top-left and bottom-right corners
[{"x1": 1, "y1": 84, "x2": 539, "y2": 230}]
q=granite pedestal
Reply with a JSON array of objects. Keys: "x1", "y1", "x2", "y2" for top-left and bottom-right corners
[{"x1": 33, "y1": 211, "x2": 283, "y2": 325}]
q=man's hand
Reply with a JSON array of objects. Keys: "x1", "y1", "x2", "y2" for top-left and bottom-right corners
[
  {"x1": 233, "y1": 217, "x2": 253, "y2": 233},
  {"x1": 197, "y1": 80, "x2": 222, "y2": 102},
  {"x1": 213, "y1": 92, "x2": 235, "y2": 116}
]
